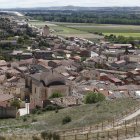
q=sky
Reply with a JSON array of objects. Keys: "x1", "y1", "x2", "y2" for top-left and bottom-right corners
[{"x1": 1, "y1": 0, "x2": 140, "y2": 8}]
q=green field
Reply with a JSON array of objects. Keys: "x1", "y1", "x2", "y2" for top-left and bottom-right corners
[
  {"x1": 29, "y1": 20, "x2": 140, "y2": 38},
  {"x1": 60, "y1": 23, "x2": 140, "y2": 38},
  {"x1": 29, "y1": 21, "x2": 103, "y2": 40}
]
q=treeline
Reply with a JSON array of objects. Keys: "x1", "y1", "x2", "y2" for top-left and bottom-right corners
[
  {"x1": 27, "y1": 11, "x2": 140, "y2": 25},
  {"x1": 105, "y1": 34, "x2": 136, "y2": 47}
]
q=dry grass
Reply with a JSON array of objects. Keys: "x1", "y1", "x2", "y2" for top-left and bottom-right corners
[{"x1": 0, "y1": 98, "x2": 139, "y2": 139}]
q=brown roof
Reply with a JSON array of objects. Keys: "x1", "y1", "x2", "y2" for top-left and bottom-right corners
[
  {"x1": 129, "y1": 70, "x2": 139, "y2": 75},
  {"x1": 109, "y1": 77, "x2": 122, "y2": 83},
  {"x1": 31, "y1": 71, "x2": 66, "y2": 87}
]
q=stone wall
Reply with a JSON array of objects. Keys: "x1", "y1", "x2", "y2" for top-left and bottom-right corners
[
  {"x1": 47, "y1": 85, "x2": 70, "y2": 97},
  {"x1": 0, "y1": 106, "x2": 16, "y2": 118}
]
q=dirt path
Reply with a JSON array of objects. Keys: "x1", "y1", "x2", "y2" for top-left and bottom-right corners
[
  {"x1": 118, "y1": 108, "x2": 140, "y2": 124},
  {"x1": 126, "y1": 137, "x2": 140, "y2": 140}
]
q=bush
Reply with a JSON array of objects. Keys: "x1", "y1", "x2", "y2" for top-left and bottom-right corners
[
  {"x1": 49, "y1": 92, "x2": 63, "y2": 99},
  {"x1": 32, "y1": 109, "x2": 38, "y2": 114},
  {"x1": 10, "y1": 99, "x2": 21, "y2": 109},
  {"x1": 45, "y1": 105, "x2": 57, "y2": 111},
  {"x1": 81, "y1": 57, "x2": 86, "y2": 62},
  {"x1": 55, "y1": 108, "x2": 59, "y2": 113},
  {"x1": 85, "y1": 92, "x2": 105, "y2": 104},
  {"x1": 32, "y1": 109, "x2": 42, "y2": 114},
  {"x1": 32, "y1": 118, "x2": 37, "y2": 122},
  {"x1": 62, "y1": 116, "x2": 72, "y2": 125},
  {"x1": 23, "y1": 116, "x2": 27, "y2": 122},
  {"x1": 37, "y1": 110, "x2": 42, "y2": 115},
  {"x1": 42, "y1": 105, "x2": 63, "y2": 112}
]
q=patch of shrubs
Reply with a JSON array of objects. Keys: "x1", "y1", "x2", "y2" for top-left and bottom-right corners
[
  {"x1": 49, "y1": 92, "x2": 63, "y2": 99},
  {"x1": 62, "y1": 116, "x2": 72, "y2": 125},
  {"x1": 32, "y1": 105, "x2": 63, "y2": 114},
  {"x1": 32, "y1": 109, "x2": 38, "y2": 114},
  {"x1": 36, "y1": 110, "x2": 42, "y2": 115},
  {"x1": 42, "y1": 105, "x2": 63, "y2": 112},
  {"x1": 32, "y1": 109, "x2": 42, "y2": 115},
  {"x1": 84, "y1": 92, "x2": 105, "y2": 104},
  {"x1": 22, "y1": 116, "x2": 27, "y2": 122},
  {"x1": 32, "y1": 118, "x2": 37, "y2": 123},
  {"x1": 44, "y1": 105, "x2": 57, "y2": 111}
]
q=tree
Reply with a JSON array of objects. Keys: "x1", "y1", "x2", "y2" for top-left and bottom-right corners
[
  {"x1": 23, "y1": 35, "x2": 29, "y2": 40},
  {"x1": 17, "y1": 37, "x2": 24, "y2": 44},
  {"x1": 49, "y1": 92, "x2": 63, "y2": 99},
  {"x1": 81, "y1": 57, "x2": 86, "y2": 62},
  {"x1": 62, "y1": 116, "x2": 72, "y2": 124},
  {"x1": 10, "y1": 99, "x2": 21, "y2": 109},
  {"x1": 85, "y1": 92, "x2": 105, "y2": 104}
]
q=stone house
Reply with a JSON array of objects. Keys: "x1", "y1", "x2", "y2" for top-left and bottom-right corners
[
  {"x1": 25, "y1": 71, "x2": 70, "y2": 109},
  {"x1": 42, "y1": 25, "x2": 50, "y2": 36},
  {"x1": 111, "y1": 60, "x2": 126, "y2": 68},
  {"x1": 33, "y1": 50, "x2": 53, "y2": 60},
  {"x1": 128, "y1": 55, "x2": 140, "y2": 63},
  {"x1": 81, "y1": 70, "x2": 100, "y2": 80}
]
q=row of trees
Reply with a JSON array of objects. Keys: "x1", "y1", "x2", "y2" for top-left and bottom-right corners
[
  {"x1": 27, "y1": 11, "x2": 140, "y2": 25},
  {"x1": 105, "y1": 34, "x2": 135, "y2": 47}
]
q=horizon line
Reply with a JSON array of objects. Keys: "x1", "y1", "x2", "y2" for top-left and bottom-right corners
[{"x1": 1, "y1": 5, "x2": 140, "y2": 9}]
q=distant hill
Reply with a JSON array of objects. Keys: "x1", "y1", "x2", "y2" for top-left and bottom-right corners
[{"x1": 3, "y1": 6, "x2": 140, "y2": 12}]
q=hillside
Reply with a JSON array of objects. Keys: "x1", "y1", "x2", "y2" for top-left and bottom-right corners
[{"x1": 0, "y1": 98, "x2": 139, "y2": 140}]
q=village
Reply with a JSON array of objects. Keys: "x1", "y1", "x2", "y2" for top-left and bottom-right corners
[{"x1": 0, "y1": 12, "x2": 139, "y2": 120}]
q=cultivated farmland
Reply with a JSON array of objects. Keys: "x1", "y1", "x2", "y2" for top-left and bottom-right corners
[
  {"x1": 29, "y1": 21, "x2": 140, "y2": 38},
  {"x1": 28, "y1": 21, "x2": 103, "y2": 40},
  {"x1": 58, "y1": 23, "x2": 140, "y2": 38}
]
